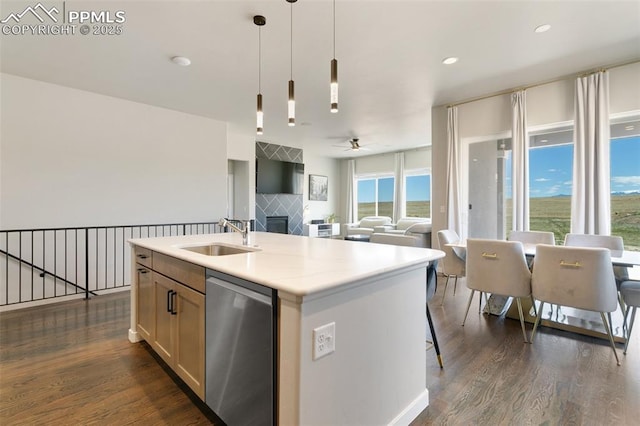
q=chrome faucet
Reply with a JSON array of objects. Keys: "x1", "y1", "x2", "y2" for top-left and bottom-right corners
[{"x1": 219, "y1": 218, "x2": 249, "y2": 246}]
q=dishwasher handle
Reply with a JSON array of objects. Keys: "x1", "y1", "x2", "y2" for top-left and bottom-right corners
[{"x1": 206, "y1": 278, "x2": 272, "y2": 305}]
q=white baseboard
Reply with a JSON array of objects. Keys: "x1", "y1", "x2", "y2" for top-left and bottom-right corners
[{"x1": 389, "y1": 388, "x2": 429, "y2": 426}]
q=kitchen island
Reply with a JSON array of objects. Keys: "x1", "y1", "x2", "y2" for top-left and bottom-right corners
[{"x1": 129, "y1": 231, "x2": 444, "y2": 425}]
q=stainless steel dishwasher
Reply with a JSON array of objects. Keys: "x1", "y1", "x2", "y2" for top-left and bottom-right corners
[{"x1": 205, "y1": 270, "x2": 276, "y2": 426}]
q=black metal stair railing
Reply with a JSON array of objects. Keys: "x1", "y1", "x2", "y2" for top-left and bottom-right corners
[{"x1": 0, "y1": 221, "x2": 223, "y2": 307}]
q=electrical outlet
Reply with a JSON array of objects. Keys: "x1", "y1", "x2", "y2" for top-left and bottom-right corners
[{"x1": 313, "y1": 322, "x2": 335, "y2": 360}]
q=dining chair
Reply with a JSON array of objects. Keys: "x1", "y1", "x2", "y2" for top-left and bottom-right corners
[
  {"x1": 620, "y1": 280, "x2": 640, "y2": 354},
  {"x1": 509, "y1": 230, "x2": 555, "y2": 245},
  {"x1": 508, "y1": 230, "x2": 555, "y2": 313},
  {"x1": 437, "y1": 229, "x2": 466, "y2": 304},
  {"x1": 461, "y1": 239, "x2": 532, "y2": 343},
  {"x1": 564, "y1": 233, "x2": 628, "y2": 316},
  {"x1": 530, "y1": 244, "x2": 620, "y2": 365}
]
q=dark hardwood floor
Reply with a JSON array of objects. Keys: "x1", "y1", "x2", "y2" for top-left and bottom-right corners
[{"x1": 1, "y1": 277, "x2": 638, "y2": 425}]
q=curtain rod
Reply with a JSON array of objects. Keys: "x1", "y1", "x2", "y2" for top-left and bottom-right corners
[{"x1": 446, "y1": 58, "x2": 640, "y2": 109}]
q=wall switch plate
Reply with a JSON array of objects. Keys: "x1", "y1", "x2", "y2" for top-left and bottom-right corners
[{"x1": 313, "y1": 322, "x2": 335, "y2": 360}]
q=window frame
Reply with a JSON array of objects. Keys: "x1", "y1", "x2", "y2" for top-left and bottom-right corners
[{"x1": 356, "y1": 173, "x2": 395, "y2": 220}]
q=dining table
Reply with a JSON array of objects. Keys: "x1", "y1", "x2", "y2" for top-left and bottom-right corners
[{"x1": 445, "y1": 241, "x2": 640, "y2": 343}]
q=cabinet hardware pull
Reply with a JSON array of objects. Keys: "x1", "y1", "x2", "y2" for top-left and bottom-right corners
[
  {"x1": 171, "y1": 291, "x2": 177, "y2": 315},
  {"x1": 137, "y1": 269, "x2": 148, "y2": 274},
  {"x1": 167, "y1": 290, "x2": 173, "y2": 313},
  {"x1": 137, "y1": 254, "x2": 148, "y2": 259}
]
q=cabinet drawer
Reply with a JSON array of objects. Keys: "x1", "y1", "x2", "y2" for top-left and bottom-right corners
[
  {"x1": 134, "y1": 246, "x2": 153, "y2": 268},
  {"x1": 153, "y1": 252, "x2": 205, "y2": 293}
]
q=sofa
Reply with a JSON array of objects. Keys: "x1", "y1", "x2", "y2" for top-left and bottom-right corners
[
  {"x1": 344, "y1": 216, "x2": 392, "y2": 237},
  {"x1": 372, "y1": 217, "x2": 432, "y2": 247}
]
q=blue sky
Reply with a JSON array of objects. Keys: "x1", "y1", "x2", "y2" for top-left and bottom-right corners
[
  {"x1": 358, "y1": 175, "x2": 431, "y2": 203},
  {"x1": 525, "y1": 135, "x2": 640, "y2": 197}
]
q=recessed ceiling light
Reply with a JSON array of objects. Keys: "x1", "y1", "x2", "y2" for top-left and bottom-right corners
[
  {"x1": 534, "y1": 24, "x2": 551, "y2": 33},
  {"x1": 171, "y1": 56, "x2": 191, "y2": 66},
  {"x1": 540, "y1": 139, "x2": 548, "y2": 143},
  {"x1": 442, "y1": 57, "x2": 458, "y2": 65},
  {"x1": 625, "y1": 125, "x2": 635, "y2": 131}
]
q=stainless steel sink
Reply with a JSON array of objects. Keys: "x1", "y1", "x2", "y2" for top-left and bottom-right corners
[{"x1": 179, "y1": 244, "x2": 258, "y2": 256}]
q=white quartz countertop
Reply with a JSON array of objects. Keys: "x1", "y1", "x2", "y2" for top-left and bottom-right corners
[{"x1": 129, "y1": 232, "x2": 444, "y2": 297}]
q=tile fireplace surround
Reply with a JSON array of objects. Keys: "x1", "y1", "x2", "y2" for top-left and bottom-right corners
[{"x1": 255, "y1": 141, "x2": 303, "y2": 235}]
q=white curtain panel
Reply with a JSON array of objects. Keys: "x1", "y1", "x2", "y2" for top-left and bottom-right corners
[
  {"x1": 345, "y1": 159, "x2": 357, "y2": 224},
  {"x1": 446, "y1": 106, "x2": 464, "y2": 238},
  {"x1": 511, "y1": 90, "x2": 530, "y2": 231},
  {"x1": 393, "y1": 152, "x2": 406, "y2": 222},
  {"x1": 571, "y1": 71, "x2": 611, "y2": 235}
]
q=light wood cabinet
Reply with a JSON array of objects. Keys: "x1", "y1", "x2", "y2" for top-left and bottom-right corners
[
  {"x1": 152, "y1": 271, "x2": 205, "y2": 399},
  {"x1": 135, "y1": 266, "x2": 154, "y2": 342},
  {"x1": 133, "y1": 246, "x2": 205, "y2": 400}
]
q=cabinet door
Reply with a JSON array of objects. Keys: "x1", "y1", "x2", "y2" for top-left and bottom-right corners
[
  {"x1": 175, "y1": 284, "x2": 206, "y2": 400},
  {"x1": 153, "y1": 273, "x2": 175, "y2": 366},
  {"x1": 136, "y1": 266, "x2": 154, "y2": 342}
]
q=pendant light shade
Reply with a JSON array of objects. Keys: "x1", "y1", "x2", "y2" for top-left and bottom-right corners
[
  {"x1": 257, "y1": 93, "x2": 264, "y2": 135},
  {"x1": 286, "y1": 0, "x2": 297, "y2": 127},
  {"x1": 330, "y1": 0, "x2": 338, "y2": 113},
  {"x1": 331, "y1": 58, "x2": 338, "y2": 113},
  {"x1": 288, "y1": 80, "x2": 295, "y2": 126},
  {"x1": 254, "y1": 15, "x2": 266, "y2": 135}
]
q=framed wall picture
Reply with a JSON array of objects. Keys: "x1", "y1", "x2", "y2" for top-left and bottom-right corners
[{"x1": 309, "y1": 174, "x2": 328, "y2": 201}]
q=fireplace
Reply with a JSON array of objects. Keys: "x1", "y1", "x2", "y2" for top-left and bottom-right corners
[{"x1": 266, "y1": 216, "x2": 288, "y2": 234}]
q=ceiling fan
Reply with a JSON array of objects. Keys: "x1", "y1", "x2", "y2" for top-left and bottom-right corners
[{"x1": 334, "y1": 138, "x2": 371, "y2": 152}]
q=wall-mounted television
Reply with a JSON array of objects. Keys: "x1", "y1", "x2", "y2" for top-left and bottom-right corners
[{"x1": 256, "y1": 158, "x2": 304, "y2": 194}]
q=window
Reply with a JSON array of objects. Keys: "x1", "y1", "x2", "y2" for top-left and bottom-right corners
[
  {"x1": 357, "y1": 176, "x2": 394, "y2": 220},
  {"x1": 610, "y1": 120, "x2": 640, "y2": 251},
  {"x1": 527, "y1": 129, "x2": 574, "y2": 244},
  {"x1": 405, "y1": 172, "x2": 431, "y2": 218}
]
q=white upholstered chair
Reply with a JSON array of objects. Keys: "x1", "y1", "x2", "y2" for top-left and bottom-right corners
[
  {"x1": 369, "y1": 233, "x2": 423, "y2": 247},
  {"x1": 564, "y1": 233, "x2": 628, "y2": 314},
  {"x1": 509, "y1": 230, "x2": 555, "y2": 271},
  {"x1": 509, "y1": 230, "x2": 556, "y2": 245},
  {"x1": 371, "y1": 221, "x2": 432, "y2": 248},
  {"x1": 461, "y1": 239, "x2": 532, "y2": 342},
  {"x1": 437, "y1": 230, "x2": 466, "y2": 304},
  {"x1": 530, "y1": 244, "x2": 620, "y2": 365},
  {"x1": 620, "y1": 280, "x2": 640, "y2": 354},
  {"x1": 344, "y1": 216, "x2": 392, "y2": 238}
]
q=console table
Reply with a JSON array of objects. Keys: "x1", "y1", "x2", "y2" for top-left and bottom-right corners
[{"x1": 303, "y1": 222, "x2": 340, "y2": 238}]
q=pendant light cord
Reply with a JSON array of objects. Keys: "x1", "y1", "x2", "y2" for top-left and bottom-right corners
[
  {"x1": 258, "y1": 26, "x2": 262, "y2": 93},
  {"x1": 290, "y1": 1, "x2": 293, "y2": 79},
  {"x1": 333, "y1": 0, "x2": 335, "y2": 58}
]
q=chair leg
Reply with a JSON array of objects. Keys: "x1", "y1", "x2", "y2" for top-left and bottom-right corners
[
  {"x1": 462, "y1": 290, "x2": 475, "y2": 326},
  {"x1": 624, "y1": 307, "x2": 636, "y2": 355},
  {"x1": 516, "y1": 298, "x2": 528, "y2": 343},
  {"x1": 453, "y1": 275, "x2": 458, "y2": 296},
  {"x1": 600, "y1": 312, "x2": 621, "y2": 366},
  {"x1": 478, "y1": 291, "x2": 483, "y2": 313},
  {"x1": 441, "y1": 275, "x2": 451, "y2": 305},
  {"x1": 530, "y1": 301, "x2": 545, "y2": 342},
  {"x1": 530, "y1": 295, "x2": 537, "y2": 317},
  {"x1": 426, "y1": 303, "x2": 443, "y2": 368}
]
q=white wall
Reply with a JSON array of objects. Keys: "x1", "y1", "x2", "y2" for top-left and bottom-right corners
[
  {"x1": 0, "y1": 73, "x2": 228, "y2": 229},
  {"x1": 227, "y1": 125, "x2": 256, "y2": 220}
]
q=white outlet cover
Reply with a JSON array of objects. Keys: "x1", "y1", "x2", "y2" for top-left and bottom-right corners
[{"x1": 313, "y1": 322, "x2": 335, "y2": 360}]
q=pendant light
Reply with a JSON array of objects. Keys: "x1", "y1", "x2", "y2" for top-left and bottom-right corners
[
  {"x1": 286, "y1": 0, "x2": 297, "y2": 126},
  {"x1": 330, "y1": 0, "x2": 338, "y2": 113},
  {"x1": 254, "y1": 15, "x2": 266, "y2": 135}
]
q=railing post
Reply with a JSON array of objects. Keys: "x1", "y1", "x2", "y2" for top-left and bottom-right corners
[{"x1": 85, "y1": 229, "x2": 89, "y2": 300}]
